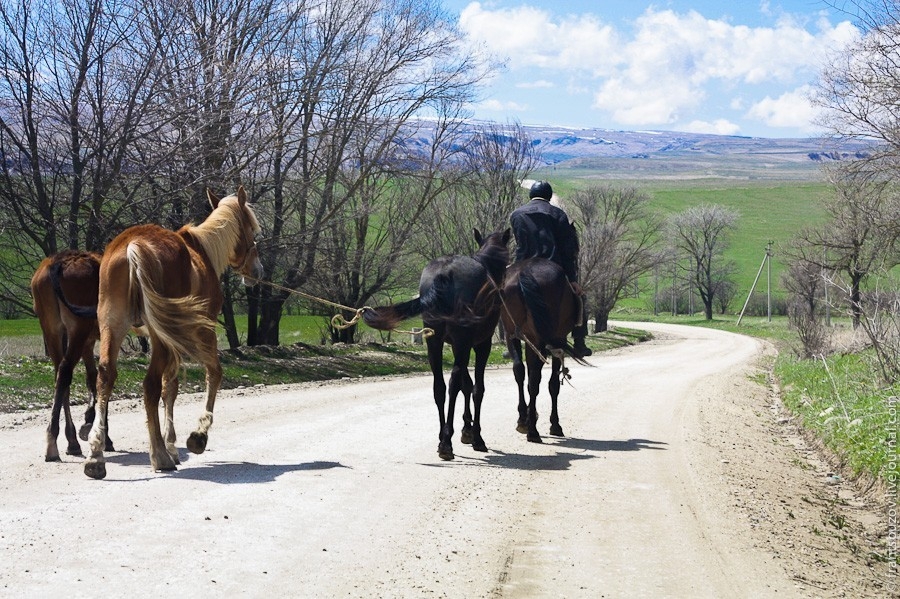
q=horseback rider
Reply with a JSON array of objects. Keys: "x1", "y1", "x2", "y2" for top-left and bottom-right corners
[{"x1": 509, "y1": 180, "x2": 592, "y2": 358}]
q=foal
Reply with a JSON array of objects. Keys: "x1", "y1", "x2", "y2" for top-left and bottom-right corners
[{"x1": 31, "y1": 250, "x2": 115, "y2": 461}]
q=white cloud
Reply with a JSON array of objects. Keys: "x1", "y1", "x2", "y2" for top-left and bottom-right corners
[
  {"x1": 456, "y1": 3, "x2": 859, "y2": 133},
  {"x1": 458, "y1": 2, "x2": 620, "y2": 73},
  {"x1": 683, "y1": 119, "x2": 742, "y2": 136},
  {"x1": 746, "y1": 85, "x2": 822, "y2": 131}
]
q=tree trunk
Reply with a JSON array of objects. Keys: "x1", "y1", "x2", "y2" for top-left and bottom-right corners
[
  {"x1": 221, "y1": 277, "x2": 240, "y2": 349},
  {"x1": 593, "y1": 310, "x2": 609, "y2": 333}
]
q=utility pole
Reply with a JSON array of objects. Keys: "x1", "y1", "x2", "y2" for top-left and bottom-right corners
[{"x1": 737, "y1": 242, "x2": 772, "y2": 325}]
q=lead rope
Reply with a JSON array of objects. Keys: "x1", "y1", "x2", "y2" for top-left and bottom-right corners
[{"x1": 246, "y1": 277, "x2": 434, "y2": 338}]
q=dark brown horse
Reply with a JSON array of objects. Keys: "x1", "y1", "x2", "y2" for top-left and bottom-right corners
[
  {"x1": 83, "y1": 186, "x2": 262, "y2": 479},
  {"x1": 500, "y1": 257, "x2": 589, "y2": 443},
  {"x1": 363, "y1": 229, "x2": 510, "y2": 460},
  {"x1": 31, "y1": 250, "x2": 116, "y2": 461}
]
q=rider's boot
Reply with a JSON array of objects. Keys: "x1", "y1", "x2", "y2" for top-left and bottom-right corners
[{"x1": 572, "y1": 323, "x2": 592, "y2": 358}]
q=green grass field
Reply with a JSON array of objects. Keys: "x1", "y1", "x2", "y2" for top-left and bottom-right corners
[{"x1": 539, "y1": 175, "x2": 833, "y2": 310}]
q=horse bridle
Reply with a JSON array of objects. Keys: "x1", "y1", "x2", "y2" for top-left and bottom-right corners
[{"x1": 234, "y1": 209, "x2": 260, "y2": 277}]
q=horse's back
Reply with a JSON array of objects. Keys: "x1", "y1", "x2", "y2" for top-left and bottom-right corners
[
  {"x1": 420, "y1": 255, "x2": 486, "y2": 305},
  {"x1": 102, "y1": 224, "x2": 214, "y2": 301}
]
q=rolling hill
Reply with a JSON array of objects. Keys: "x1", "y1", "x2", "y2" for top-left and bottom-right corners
[{"x1": 517, "y1": 124, "x2": 872, "y2": 181}]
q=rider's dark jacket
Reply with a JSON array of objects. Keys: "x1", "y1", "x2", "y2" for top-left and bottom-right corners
[{"x1": 509, "y1": 198, "x2": 579, "y2": 281}]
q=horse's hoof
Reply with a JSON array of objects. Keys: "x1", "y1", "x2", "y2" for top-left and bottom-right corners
[
  {"x1": 527, "y1": 433, "x2": 543, "y2": 444},
  {"x1": 472, "y1": 440, "x2": 488, "y2": 452},
  {"x1": 66, "y1": 446, "x2": 84, "y2": 457},
  {"x1": 549, "y1": 425, "x2": 564, "y2": 437},
  {"x1": 460, "y1": 429, "x2": 473, "y2": 445},
  {"x1": 186, "y1": 432, "x2": 208, "y2": 454},
  {"x1": 516, "y1": 423, "x2": 528, "y2": 434},
  {"x1": 105, "y1": 439, "x2": 115, "y2": 452},
  {"x1": 84, "y1": 460, "x2": 106, "y2": 480},
  {"x1": 438, "y1": 443, "x2": 454, "y2": 461},
  {"x1": 45, "y1": 454, "x2": 61, "y2": 463},
  {"x1": 78, "y1": 423, "x2": 91, "y2": 442}
]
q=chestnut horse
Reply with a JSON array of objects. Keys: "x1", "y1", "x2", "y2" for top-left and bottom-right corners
[
  {"x1": 500, "y1": 257, "x2": 589, "y2": 443},
  {"x1": 31, "y1": 250, "x2": 116, "y2": 461},
  {"x1": 83, "y1": 186, "x2": 262, "y2": 479},
  {"x1": 363, "y1": 229, "x2": 510, "y2": 460}
]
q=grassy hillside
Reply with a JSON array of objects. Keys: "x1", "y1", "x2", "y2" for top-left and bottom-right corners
[{"x1": 537, "y1": 173, "x2": 834, "y2": 312}]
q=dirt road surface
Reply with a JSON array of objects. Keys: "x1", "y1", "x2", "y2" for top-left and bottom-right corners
[{"x1": 0, "y1": 323, "x2": 893, "y2": 598}]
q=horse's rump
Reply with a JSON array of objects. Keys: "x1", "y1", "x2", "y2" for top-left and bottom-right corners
[
  {"x1": 36, "y1": 250, "x2": 101, "y2": 320},
  {"x1": 517, "y1": 267, "x2": 558, "y2": 341},
  {"x1": 126, "y1": 241, "x2": 215, "y2": 371},
  {"x1": 503, "y1": 258, "x2": 587, "y2": 365}
]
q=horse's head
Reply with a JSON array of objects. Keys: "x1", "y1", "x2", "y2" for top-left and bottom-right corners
[
  {"x1": 474, "y1": 227, "x2": 511, "y2": 251},
  {"x1": 473, "y1": 227, "x2": 511, "y2": 283},
  {"x1": 208, "y1": 186, "x2": 264, "y2": 285}
]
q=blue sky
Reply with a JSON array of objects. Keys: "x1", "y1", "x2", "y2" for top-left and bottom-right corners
[{"x1": 440, "y1": 1, "x2": 860, "y2": 138}]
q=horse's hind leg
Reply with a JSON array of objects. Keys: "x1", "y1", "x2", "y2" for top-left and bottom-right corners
[
  {"x1": 78, "y1": 346, "x2": 113, "y2": 451},
  {"x1": 425, "y1": 333, "x2": 452, "y2": 460},
  {"x1": 143, "y1": 345, "x2": 177, "y2": 472},
  {"x1": 42, "y1": 322, "x2": 65, "y2": 461},
  {"x1": 161, "y1": 369, "x2": 180, "y2": 465},
  {"x1": 468, "y1": 339, "x2": 492, "y2": 453},
  {"x1": 548, "y1": 355, "x2": 564, "y2": 437},
  {"x1": 525, "y1": 347, "x2": 543, "y2": 443},
  {"x1": 459, "y1": 369, "x2": 474, "y2": 445},
  {"x1": 508, "y1": 339, "x2": 528, "y2": 434},
  {"x1": 85, "y1": 325, "x2": 125, "y2": 479},
  {"x1": 187, "y1": 332, "x2": 222, "y2": 455},
  {"x1": 443, "y1": 341, "x2": 473, "y2": 460},
  {"x1": 52, "y1": 330, "x2": 87, "y2": 459}
]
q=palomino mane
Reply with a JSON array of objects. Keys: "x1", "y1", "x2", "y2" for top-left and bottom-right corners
[{"x1": 187, "y1": 195, "x2": 260, "y2": 276}]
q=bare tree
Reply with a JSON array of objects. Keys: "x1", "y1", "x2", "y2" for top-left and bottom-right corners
[
  {"x1": 419, "y1": 121, "x2": 539, "y2": 259},
  {"x1": 244, "y1": 0, "x2": 490, "y2": 346},
  {"x1": 788, "y1": 167, "x2": 900, "y2": 328},
  {"x1": 567, "y1": 184, "x2": 663, "y2": 332},
  {"x1": 816, "y1": 1, "x2": 900, "y2": 170},
  {"x1": 782, "y1": 257, "x2": 832, "y2": 358},
  {"x1": 0, "y1": 0, "x2": 169, "y2": 311},
  {"x1": 668, "y1": 204, "x2": 739, "y2": 320}
]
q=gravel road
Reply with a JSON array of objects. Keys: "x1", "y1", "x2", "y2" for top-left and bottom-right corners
[{"x1": 0, "y1": 322, "x2": 892, "y2": 598}]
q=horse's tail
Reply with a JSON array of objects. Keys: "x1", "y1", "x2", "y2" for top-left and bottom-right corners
[
  {"x1": 127, "y1": 243, "x2": 215, "y2": 370},
  {"x1": 50, "y1": 260, "x2": 97, "y2": 320},
  {"x1": 518, "y1": 268, "x2": 556, "y2": 341},
  {"x1": 362, "y1": 296, "x2": 423, "y2": 331},
  {"x1": 518, "y1": 267, "x2": 590, "y2": 366}
]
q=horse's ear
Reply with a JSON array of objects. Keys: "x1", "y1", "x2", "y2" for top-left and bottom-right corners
[
  {"x1": 207, "y1": 188, "x2": 220, "y2": 209},
  {"x1": 237, "y1": 185, "x2": 248, "y2": 207},
  {"x1": 502, "y1": 228, "x2": 511, "y2": 244},
  {"x1": 473, "y1": 228, "x2": 483, "y2": 245}
]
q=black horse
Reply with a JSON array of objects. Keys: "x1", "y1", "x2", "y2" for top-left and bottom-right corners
[
  {"x1": 363, "y1": 228, "x2": 511, "y2": 460},
  {"x1": 500, "y1": 257, "x2": 589, "y2": 443}
]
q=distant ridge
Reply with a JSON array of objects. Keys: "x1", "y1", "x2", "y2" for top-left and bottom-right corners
[{"x1": 517, "y1": 123, "x2": 872, "y2": 180}]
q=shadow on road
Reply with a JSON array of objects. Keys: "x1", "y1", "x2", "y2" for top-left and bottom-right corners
[
  {"x1": 171, "y1": 460, "x2": 347, "y2": 484},
  {"x1": 555, "y1": 437, "x2": 668, "y2": 452},
  {"x1": 422, "y1": 436, "x2": 668, "y2": 472},
  {"x1": 102, "y1": 451, "x2": 347, "y2": 484}
]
